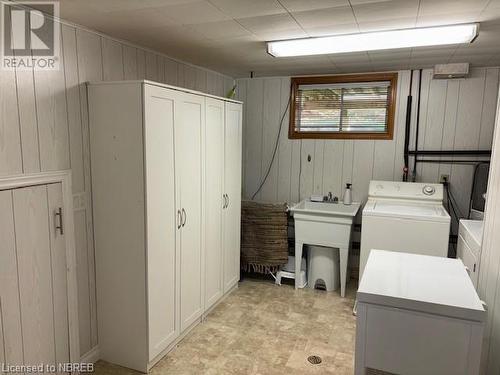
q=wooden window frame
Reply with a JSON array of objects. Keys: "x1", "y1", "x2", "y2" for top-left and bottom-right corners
[{"x1": 289, "y1": 72, "x2": 398, "y2": 140}]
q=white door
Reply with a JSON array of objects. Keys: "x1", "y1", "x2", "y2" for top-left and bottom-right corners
[
  {"x1": 144, "y1": 85, "x2": 179, "y2": 359},
  {"x1": 204, "y1": 98, "x2": 225, "y2": 310},
  {"x1": 176, "y1": 92, "x2": 204, "y2": 331},
  {"x1": 223, "y1": 102, "x2": 242, "y2": 292},
  {"x1": 0, "y1": 183, "x2": 70, "y2": 373}
]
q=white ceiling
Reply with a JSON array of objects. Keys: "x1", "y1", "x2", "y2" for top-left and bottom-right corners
[{"x1": 26, "y1": 0, "x2": 500, "y2": 77}]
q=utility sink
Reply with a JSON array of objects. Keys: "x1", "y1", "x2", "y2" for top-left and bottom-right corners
[
  {"x1": 290, "y1": 199, "x2": 361, "y2": 297},
  {"x1": 290, "y1": 200, "x2": 361, "y2": 220}
]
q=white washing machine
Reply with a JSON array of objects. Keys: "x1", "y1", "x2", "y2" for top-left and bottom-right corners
[{"x1": 359, "y1": 180, "x2": 451, "y2": 281}]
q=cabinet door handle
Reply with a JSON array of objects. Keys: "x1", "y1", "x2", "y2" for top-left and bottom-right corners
[
  {"x1": 55, "y1": 207, "x2": 64, "y2": 235},
  {"x1": 224, "y1": 194, "x2": 228, "y2": 208},
  {"x1": 177, "y1": 209, "x2": 182, "y2": 229},
  {"x1": 182, "y1": 208, "x2": 186, "y2": 227},
  {"x1": 226, "y1": 194, "x2": 230, "y2": 208}
]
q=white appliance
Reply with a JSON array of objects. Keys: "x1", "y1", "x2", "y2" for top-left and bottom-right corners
[
  {"x1": 356, "y1": 250, "x2": 485, "y2": 375},
  {"x1": 457, "y1": 220, "x2": 484, "y2": 288},
  {"x1": 359, "y1": 180, "x2": 450, "y2": 281},
  {"x1": 88, "y1": 81, "x2": 242, "y2": 372}
]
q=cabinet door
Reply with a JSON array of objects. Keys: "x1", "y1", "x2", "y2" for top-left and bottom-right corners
[
  {"x1": 0, "y1": 184, "x2": 70, "y2": 373},
  {"x1": 144, "y1": 85, "x2": 179, "y2": 359},
  {"x1": 223, "y1": 102, "x2": 242, "y2": 292},
  {"x1": 176, "y1": 92, "x2": 204, "y2": 331},
  {"x1": 204, "y1": 98, "x2": 225, "y2": 310}
]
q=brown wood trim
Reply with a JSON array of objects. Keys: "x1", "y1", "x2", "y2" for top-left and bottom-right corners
[{"x1": 289, "y1": 72, "x2": 398, "y2": 140}]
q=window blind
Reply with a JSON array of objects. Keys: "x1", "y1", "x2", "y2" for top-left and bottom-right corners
[{"x1": 294, "y1": 81, "x2": 391, "y2": 133}]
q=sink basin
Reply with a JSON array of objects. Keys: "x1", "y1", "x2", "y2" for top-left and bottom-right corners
[
  {"x1": 290, "y1": 199, "x2": 361, "y2": 297},
  {"x1": 290, "y1": 199, "x2": 361, "y2": 219}
]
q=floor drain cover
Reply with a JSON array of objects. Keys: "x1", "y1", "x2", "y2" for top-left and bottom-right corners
[{"x1": 307, "y1": 355, "x2": 322, "y2": 365}]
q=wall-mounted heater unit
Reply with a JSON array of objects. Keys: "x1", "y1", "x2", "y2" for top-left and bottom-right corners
[{"x1": 433, "y1": 63, "x2": 470, "y2": 79}]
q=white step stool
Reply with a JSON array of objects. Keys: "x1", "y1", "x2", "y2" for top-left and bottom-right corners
[
  {"x1": 308, "y1": 246, "x2": 340, "y2": 291},
  {"x1": 275, "y1": 256, "x2": 307, "y2": 288}
]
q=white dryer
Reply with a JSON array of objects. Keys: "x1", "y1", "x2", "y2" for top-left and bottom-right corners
[{"x1": 359, "y1": 180, "x2": 451, "y2": 281}]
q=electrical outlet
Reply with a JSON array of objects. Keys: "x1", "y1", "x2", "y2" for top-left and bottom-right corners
[{"x1": 440, "y1": 174, "x2": 450, "y2": 183}]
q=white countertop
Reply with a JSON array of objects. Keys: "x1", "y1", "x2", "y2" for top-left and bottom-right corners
[{"x1": 357, "y1": 250, "x2": 485, "y2": 322}]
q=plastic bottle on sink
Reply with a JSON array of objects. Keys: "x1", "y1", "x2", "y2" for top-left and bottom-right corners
[{"x1": 343, "y1": 183, "x2": 352, "y2": 205}]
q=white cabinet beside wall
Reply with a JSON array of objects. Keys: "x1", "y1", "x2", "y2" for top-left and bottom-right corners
[
  {"x1": 88, "y1": 80, "x2": 242, "y2": 372},
  {"x1": 204, "y1": 99, "x2": 243, "y2": 309}
]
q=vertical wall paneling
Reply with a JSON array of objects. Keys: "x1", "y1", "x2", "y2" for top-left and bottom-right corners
[
  {"x1": 236, "y1": 80, "x2": 248, "y2": 193},
  {"x1": 392, "y1": 70, "x2": 411, "y2": 181},
  {"x1": 207, "y1": 72, "x2": 217, "y2": 96},
  {"x1": 157, "y1": 56, "x2": 165, "y2": 83},
  {"x1": 184, "y1": 65, "x2": 197, "y2": 90},
  {"x1": 419, "y1": 78, "x2": 448, "y2": 183},
  {"x1": 236, "y1": 68, "x2": 500, "y2": 215},
  {"x1": 145, "y1": 52, "x2": 158, "y2": 81},
  {"x1": 0, "y1": 58, "x2": 23, "y2": 176},
  {"x1": 0, "y1": 190, "x2": 23, "y2": 366},
  {"x1": 101, "y1": 38, "x2": 124, "y2": 81},
  {"x1": 299, "y1": 139, "x2": 315, "y2": 199},
  {"x1": 277, "y1": 77, "x2": 293, "y2": 203},
  {"x1": 62, "y1": 25, "x2": 85, "y2": 193},
  {"x1": 122, "y1": 45, "x2": 138, "y2": 80},
  {"x1": 15, "y1": 45, "x2": 40, "y2": 174},
  {"x1": 177, "y1": 63, "x2": 185, "y2": 87},
  {"x1": 136, "y1": 49, "x2": 146, "y2": 79},
  {"x1": 195, "y1": 69, "x2": 207, "y2": 93},
  {"x1": 260, "y1": 78, "x2": 282, "y2": 201},
  {"x1": 76, "y1": 28, "x2": 103, "y2": 354},
  {"x1": 244, "y1": 79, "x2": 264, "y2": 199},
  {"x1": 216, "y1": 75, "x2": 224, "y2": 98},
  {"x1": 34, "y1": 22, "x2": 70, "y2": 172},
  {"x1": 164, "y1": 59, "x2": 178, "y2": 86},
  {"x1": 312, "y1": 140, "x2": 325, "y2": 195}
]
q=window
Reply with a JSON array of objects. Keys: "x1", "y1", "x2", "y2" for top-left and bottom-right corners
[{"x1": 289, "y1": 73, "x2": 398, "y2": 140}]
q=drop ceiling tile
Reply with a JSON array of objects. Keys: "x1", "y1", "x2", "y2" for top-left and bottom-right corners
[
  {"x1": 349, "y1": 0, "x2": 393, "y2": 4},
  {"x1": 157, "y1": 1, "x2": 231, "y2": 24},
  {"x1": 279, "y1": 0, "x2": 348, "y2": 12},
  {"x1": 253, "y1": 29, "x2": 309, "y2": 41},
  {"x1": 81, "y1": 0, "x2": 201, "y2": 12},
  {"x1": 416, "y1": 13, "x2": 483, "y2": 27},
  {"x1": 237, "y1": 13, "x2": 300, "y2": 33},
  {"x1": 368, "y1": 49, "x2": 412, "y2": 62},
  {"x1": 418, "y1": 0, "x2": 488, "y2": 16},
  {"x1": 102, "y1": 8, "x2": 179, "y2": 31},
  {"x1": 358, "y1": 17, "x2": 418, "y2": 32},
  {"x1": 208, "y1": 0, "x2": 286, "y2": 18},
  {"x1": 188, "y1": 20, "x2": 252, "y2": 39},
  {"x1": 304, "y1": 24, "x2": 360, "y2": 37},
  {"x1": 410, "y1": 47, "x2": 456, "y2": 58},
  {"x1": 291, "y1": 6, "x2": 356, "y2": 28},
  {"x1": 352, "y1": 0, "x2": 419, "y2": 22},
  {"x1": 329, "y1": 52, "x2": 371, "y2": 64}
]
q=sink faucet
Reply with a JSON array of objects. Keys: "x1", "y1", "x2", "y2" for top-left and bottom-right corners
[{"x1": 326, "y1": 192, "x2": 339, "y2": 203}]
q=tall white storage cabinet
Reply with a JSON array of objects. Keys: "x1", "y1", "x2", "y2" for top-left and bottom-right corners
[
  {"x1": 223, "y1": 102, "x2": 243, "y2": 292},
  {"x1": 88, "y1": 81, "x2": 242, "y2": 372},
  {"x1": 204, "y1": 100, "x2": 243, "y2": 308}
]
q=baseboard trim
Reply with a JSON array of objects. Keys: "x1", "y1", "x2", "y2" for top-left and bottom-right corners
[{"x1": 80, "y1": 346, "x2": 100, "y2": 364}]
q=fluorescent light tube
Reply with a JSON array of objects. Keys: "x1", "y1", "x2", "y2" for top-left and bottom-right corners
[{"x1": 267, "y1": 23, "x2": 479, "y2": 57}]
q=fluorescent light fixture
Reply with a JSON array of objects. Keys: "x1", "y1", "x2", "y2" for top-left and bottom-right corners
[{"x1": 267, "y1": 23, "x2": 479, "y2": 57}]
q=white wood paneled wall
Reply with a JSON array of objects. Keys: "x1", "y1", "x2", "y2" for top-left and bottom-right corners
[
  {"x1": 0, "y1": 17, "x2": 233, "y2": 358},
  {"x1": 236, "y1": 68, "x2": 500, "y2": 228}
]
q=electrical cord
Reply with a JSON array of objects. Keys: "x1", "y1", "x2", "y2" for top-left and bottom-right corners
[{"x1": 251, "y1": 94, "x2": 292, "y2": 200}]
